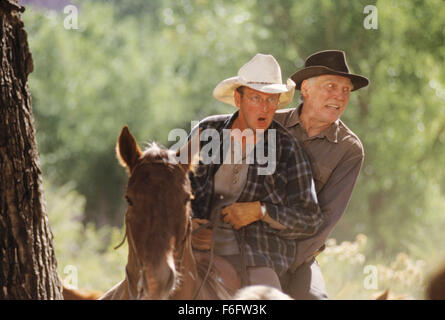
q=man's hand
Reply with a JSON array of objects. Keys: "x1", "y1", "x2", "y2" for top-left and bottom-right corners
[
  {"x1": 221, "y1": 201, "x2": 263, "y2": 230},
  {"x1": 191, "y1": 218, "x2": 212, "y2": 250}
]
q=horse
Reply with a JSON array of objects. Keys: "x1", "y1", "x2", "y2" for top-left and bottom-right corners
[{"x1": 100, "y1": 126, "x2": 239, "y2": 300}]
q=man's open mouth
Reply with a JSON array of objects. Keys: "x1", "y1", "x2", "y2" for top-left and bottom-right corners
[{"x1": 326, "y1": 104, "x2": 341, "y2": 110}]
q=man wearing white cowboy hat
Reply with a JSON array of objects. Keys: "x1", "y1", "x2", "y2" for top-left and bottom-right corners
[
  {"x1": 274, "y1": 50, "x2": 369, "y2": 299},
  {"x1": 190, "y1": 53, "x2": 323, "y2": 290}
]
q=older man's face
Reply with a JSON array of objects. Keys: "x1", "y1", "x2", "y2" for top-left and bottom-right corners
[
  {"x1": 301, "y1": 74, "x2": 353, "y2": 125},
  {"x1": 234, "y1": 87, "x2": 280, "y2": 131}
]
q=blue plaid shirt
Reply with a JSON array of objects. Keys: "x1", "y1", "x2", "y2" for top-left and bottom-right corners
[{"x1": 190, "y1": 112, "x2": 323, "y2": 275}]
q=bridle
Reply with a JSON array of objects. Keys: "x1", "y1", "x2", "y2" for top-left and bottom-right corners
[
  {"x1": 123, "y1": 215, "x2": 192, "y2": 300},
  {"x1": 116, "y1": 158, "x2": 193, "y2": 300}
]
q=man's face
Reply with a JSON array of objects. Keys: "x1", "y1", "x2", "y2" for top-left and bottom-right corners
[
  {"x1": 234, "y1": 86, "x2": 280, "y2": 131},
  {"x1": 301, "y1": 74, "x2": 353, "y2": 125}
]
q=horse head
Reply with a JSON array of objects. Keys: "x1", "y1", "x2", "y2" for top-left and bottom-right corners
[{"x1": 116, "y1": 126, "x2": 194, "y2": 299}]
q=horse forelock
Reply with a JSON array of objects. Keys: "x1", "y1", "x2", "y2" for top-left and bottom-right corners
[{"x1": 141, "y1": 142, "x2": 179, "y2": 164}]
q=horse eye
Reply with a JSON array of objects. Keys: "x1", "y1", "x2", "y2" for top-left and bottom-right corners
[{"x1": 125, "y1": 196, "x2": 133, "y2": 206}]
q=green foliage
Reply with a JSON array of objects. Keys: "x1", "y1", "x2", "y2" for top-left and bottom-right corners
[
  {"x1": 43, "y1": 179, "x2": 126, "y2": 292},
  {"x1": 247, "y1": 0, "x2": 445, "y2": 254},
  {"x1": 338, "y1": 0, "x2": 445, "y2": 251},
  {"x1": 318, "y1": 235, "x2": 427, "y2": 299},
  {"x1": 320, "y1": 182, "x2": 445, "y2": 299},
  {"x1": 24, "y1": 0, "x2": 265, "y2": 224}
]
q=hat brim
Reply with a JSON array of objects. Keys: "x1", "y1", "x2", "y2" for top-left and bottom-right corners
[
  {"x1": 291, "y1": 66, "x2": 369, "y2": 91},
  {"x1": 213, "y1": 76, "x2": 296, "y2": 107}
]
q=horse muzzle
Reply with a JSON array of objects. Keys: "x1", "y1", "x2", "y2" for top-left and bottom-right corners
[{"x1": 136, "y1": 254, "x2": 178, "y2": 300}]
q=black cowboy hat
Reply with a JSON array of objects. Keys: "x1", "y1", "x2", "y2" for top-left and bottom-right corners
[{"x1": 290, "y1": 50, "x2": 369, "y2": 91}]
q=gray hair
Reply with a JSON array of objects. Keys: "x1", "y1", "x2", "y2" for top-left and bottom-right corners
[{"x1": 299, "y1": 76, "x2": 317, "y2": 101}]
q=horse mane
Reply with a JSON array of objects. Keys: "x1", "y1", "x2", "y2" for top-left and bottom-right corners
[
  {"x1": 141, "y1": 142, "x2": 179, "y2": 164},
  {"x1": 140, "y1": 142, "x2": 198, "y2": 174}
]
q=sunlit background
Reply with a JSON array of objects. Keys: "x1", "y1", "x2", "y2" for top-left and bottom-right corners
[{"x1": 19, "y1": 0, "x2": 445, "y2": 299}]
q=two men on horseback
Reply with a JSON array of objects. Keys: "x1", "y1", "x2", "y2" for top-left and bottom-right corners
[
  {"x1": 189, "y1": 54, "x2": 323, "y2": 291},
  {"x1": 190, "y1": 50, "x2": 369, "y2": 299}
]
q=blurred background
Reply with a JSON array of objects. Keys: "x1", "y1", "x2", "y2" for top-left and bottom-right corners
[{"x1": 19, "y1": 0, "x2": 445, "y2": 299}]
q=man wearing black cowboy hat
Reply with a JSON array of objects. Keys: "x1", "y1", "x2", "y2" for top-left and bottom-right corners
[
  {"x1": 274, "y1": 50, "x2": 369, "y2": 299},
  {"x1": 190, "y1": 54, "x2": 323, "y2": 291}
]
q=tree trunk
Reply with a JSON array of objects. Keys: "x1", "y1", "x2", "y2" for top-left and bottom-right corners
[{"x1": 0, "y1": 0, "x2": 62, "y2": 299}]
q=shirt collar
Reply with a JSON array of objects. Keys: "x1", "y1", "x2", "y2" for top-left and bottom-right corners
[
  {"x1": 223, "y1": 110, "x2": 239, "y2": 129},
  {"x1": 284, "y1": 103, "x2": 340, "y2": 143}
]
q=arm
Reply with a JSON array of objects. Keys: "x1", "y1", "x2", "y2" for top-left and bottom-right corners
[
  {"x1": 262, "y1": 211, "x2": 287, "y2": 230},
  {"x1": 263, "y1": 163, "x2": 322, "y2": 239},
  {"x1": 220, "y1": 201, "x2": 287, "y2": 230},
  {"x1": 292, "y1": 148, "x2": 364, "y2": 267},
  {"x1": 266, "y1": 139, "x2": 323, "y2": 239},
  {"x1": 222, "y1": 139, "x2": 323, "y2": 239}
]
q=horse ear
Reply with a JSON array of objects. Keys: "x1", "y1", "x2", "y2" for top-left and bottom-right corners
[{"x1": 116, "y1": 126, "x2": 142, "y2": 172}]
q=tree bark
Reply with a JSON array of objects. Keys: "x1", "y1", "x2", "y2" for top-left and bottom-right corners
[{"x1": 0, "y1": 0, "x2": 62, "y2": 299}]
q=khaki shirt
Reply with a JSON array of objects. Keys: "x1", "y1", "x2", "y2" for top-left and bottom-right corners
[
  {"x1": 212, "y1": 142, "x2": 249, "y2": 256},
  {"x1": 274, "y1": 105, "x2": 364, "y2": 271}
]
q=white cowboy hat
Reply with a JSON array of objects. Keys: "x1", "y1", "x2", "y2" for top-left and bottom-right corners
[{"x1": 213, "y1": 53, "x2": 296, "y2": 107}]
